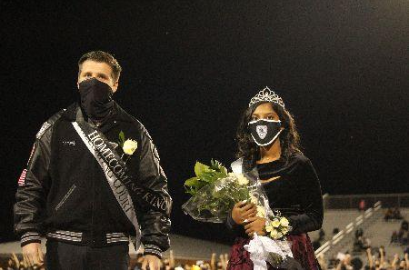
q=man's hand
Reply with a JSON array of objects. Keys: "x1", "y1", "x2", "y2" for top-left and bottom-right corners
[
  {"x1": 232, "y1": 201, "x2": 257, "y2": 225},
  {"x1": 22, "y1": 243, "x2": 44, "y2": 267},
  {"x1": 141, "y1": 254, "x2": 161, "y2": 270},
  {"x1": 244, "y1": 216, "x2": 267, "y2": 237}
]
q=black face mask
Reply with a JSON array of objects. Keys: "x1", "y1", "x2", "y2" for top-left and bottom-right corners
[
  {"x1": 248, "y1": 119, "x2": 282, "y2": 147},
  {"x1": 78, "y1": 78, "x2": 114, "y2": 121}
]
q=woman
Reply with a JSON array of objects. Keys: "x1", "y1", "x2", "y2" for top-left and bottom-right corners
[{"x1": 226, "y1": 87, "x2": 323, "y2": 270}]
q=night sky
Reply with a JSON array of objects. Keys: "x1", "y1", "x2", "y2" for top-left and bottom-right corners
[{"x1": 1, "y1": 1, "x2": 408, "y2": 243}]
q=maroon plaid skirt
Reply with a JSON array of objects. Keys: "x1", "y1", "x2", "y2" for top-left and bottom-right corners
[{"x1": 227, "y1": 234, "x2": 320, "y2": 270}]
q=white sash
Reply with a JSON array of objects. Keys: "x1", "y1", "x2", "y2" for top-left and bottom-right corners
[{"x1": 72, "y1": 122, "x2": 141, "y2": 249}]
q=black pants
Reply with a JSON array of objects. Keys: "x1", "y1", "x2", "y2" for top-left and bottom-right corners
[{"x1": 46, "y1": 241, "x2": 129, "y2": 270}]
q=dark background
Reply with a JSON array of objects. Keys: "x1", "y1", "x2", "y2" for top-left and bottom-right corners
[{"x1": 1, "y1": 1, "x2": 408, "y2": 243}]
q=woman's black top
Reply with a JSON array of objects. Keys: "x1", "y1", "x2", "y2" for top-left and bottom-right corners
[
  {"x1": 227, "y1": 152, "x2": 323, "y2": 235},
  {"x1": 257, "y1": 152, "x2": 323, "y2": 234}
]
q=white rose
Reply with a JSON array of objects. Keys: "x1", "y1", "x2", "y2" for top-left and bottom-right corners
[
  {"x1": 272, "y1": 219, "x2": 281, "y2": 228},
  {"x1": 123, "y1": 139, "x2": 138, "y2": 155},
  {"x1": 236, "y1": 174, "x2": 249, "y2": 186},
  {"x1": 265, "y1": 222, "x2": 274, "y2": 233},
  {"x1": 257, "y1": 205, "x2": 266, "y2": 218},
  {"x1": 270, "y1": 229, "x2": 278, "y2": 239},
  {"x1": 280, "y1": 217, "x2": 289, "y2": 227},
  {"x1": 250, "y1": 194, "x2": 258, "y2": 205}
]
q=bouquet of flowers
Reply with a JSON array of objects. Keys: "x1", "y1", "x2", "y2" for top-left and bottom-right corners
[
  {"x1": 182, "y1": 160, "x2": 271, "y2": 223},
  {"x1": 182, "y1": 160, "x2": 293, "y2": 268}
]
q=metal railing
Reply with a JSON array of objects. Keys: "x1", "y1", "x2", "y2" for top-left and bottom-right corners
[
  {"x1": 315, "y1": 201, "x2": 382, "y2": 258},
  {"x1": 323, "y1": 193, "x2": 409, "y2": 209}
]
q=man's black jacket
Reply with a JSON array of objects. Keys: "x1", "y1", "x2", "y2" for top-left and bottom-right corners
[{"x1": 14, "y1": 103, "x2": 172, "y2": 257}]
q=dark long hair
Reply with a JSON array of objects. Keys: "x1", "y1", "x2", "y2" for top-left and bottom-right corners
[{"x1": 236, "y1": 102, "x2": 301, "y2": 166}]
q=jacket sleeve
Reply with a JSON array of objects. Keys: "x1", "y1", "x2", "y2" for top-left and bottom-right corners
[
  {"x1": 225, "y1": 211, "x2": 247, "y2": 237},
  {"x1": 136, "y1": 126, "x2": 172, "y2": 258},
  {"x1": 14, "y1": 123, "x2": 53, "y2": 246},
  {"x1": 288, "y1": 159, "x2": 323, "y2": 234}
]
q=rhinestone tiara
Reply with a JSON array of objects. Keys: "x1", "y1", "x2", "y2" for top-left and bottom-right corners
[{"x1": 248, "y1": 86, "x2": 285, "y2": 108}]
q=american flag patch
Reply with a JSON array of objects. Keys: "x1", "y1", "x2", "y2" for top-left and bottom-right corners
[{"x1": 18, "y1": 169, "x2": 27, "y2": 186}]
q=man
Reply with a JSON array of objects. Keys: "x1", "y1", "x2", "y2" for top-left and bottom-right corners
[{"x1": 14, "y1": 51, "x2": 172, "y2": 270}]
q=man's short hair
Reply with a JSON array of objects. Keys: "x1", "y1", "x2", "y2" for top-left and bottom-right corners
[{"x1": 78, "y1": 51, "x2": 122, "y2": 81}]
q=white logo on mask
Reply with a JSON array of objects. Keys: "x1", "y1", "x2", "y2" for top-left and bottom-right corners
[{"x1": 256, "y1": 125, "x2": 268, "y2": 139}]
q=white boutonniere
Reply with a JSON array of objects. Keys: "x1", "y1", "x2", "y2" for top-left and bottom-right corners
[
  {"x1": 123, "y1": 139, "x2": 138, "y2": 155},
  {"x1": 119, "y1": 131, "x2": 137, "y2": 162}
]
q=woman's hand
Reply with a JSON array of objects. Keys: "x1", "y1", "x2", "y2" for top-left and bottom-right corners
[
  {"x1": 244, "y1": 216, "x2": 267, "y2": 237},
  {"x1": 231, "y1": 201, "x2": 257, "y2": 225}
]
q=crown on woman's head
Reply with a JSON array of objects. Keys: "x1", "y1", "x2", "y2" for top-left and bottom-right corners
[{"x1": 248, "y1": 86, "x2": 285, "y2": 108}]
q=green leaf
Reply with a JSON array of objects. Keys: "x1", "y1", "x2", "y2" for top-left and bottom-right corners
[
  {"x1": 220, "y1": 166, "x2": 228, "y2": 177},
  {"x1": 119, "y1": 131, "x2": 125, "y2": 143},
  {"x1": 200, "y1": 171, "x2": 217, "y2": 183},
  {"x1": 118, "y1": 131, "x2": 126, "y2": 148},
  {"x1": 194, "y1": 161, "x2": 210, "y2": 177},
  {"x1": 210, "y1": 159, "x2": 221, "y2": 170},
  {"x1": 209, "y1": 159, "x2": 228, "y2": 176},
  {"x1": 184, "y1": 188, "x2": 195, "y2": 195},
  {"x1": 184, "y1": 177, "x2": 200, "y2": 187},
  {"x1": 214, "y1": 171, "x2": 228, "y2": 181},
  {"x1": 184, "y1": 176, "x2": 206, "y2": 195}
]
